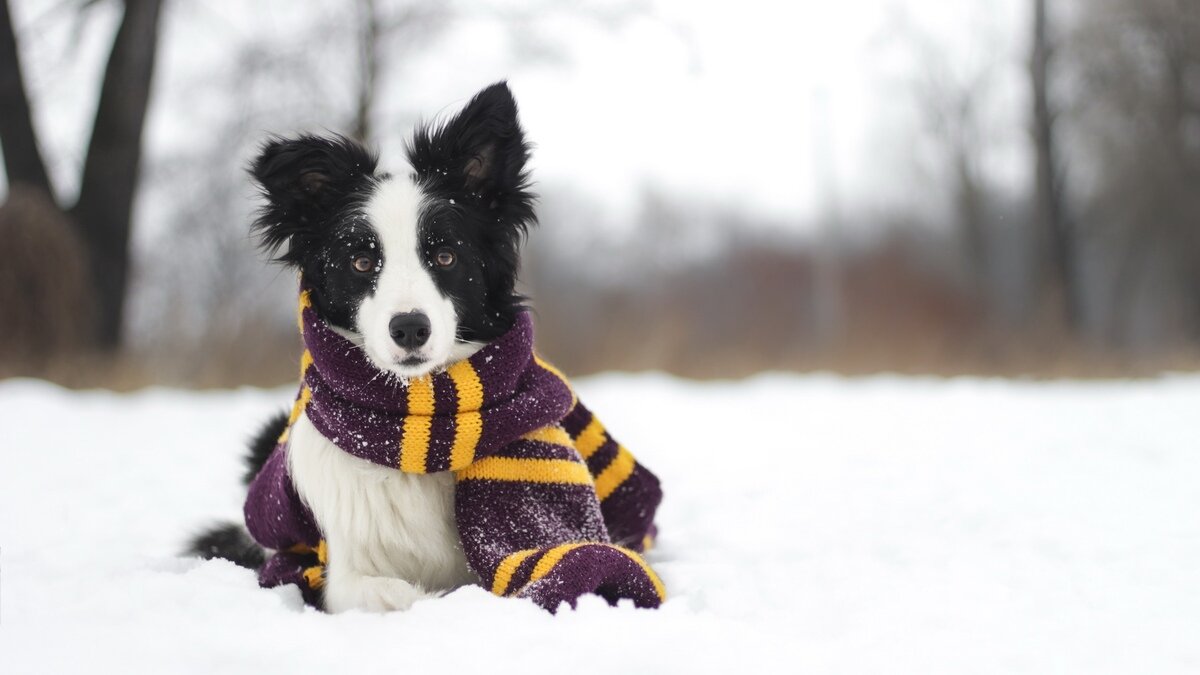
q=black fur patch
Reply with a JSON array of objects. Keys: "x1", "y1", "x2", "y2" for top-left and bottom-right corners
[
  {"x1": 249, "y1": 134, "x2": 382, "y2": 331},
  {"x1": 185, "y1": 522, "x2": 266, "y2": 570},
  {"x1": 407, "y1": 81, "x2": 537, "y2": 343},
  {"x1": 244, "y1": 411, "x2": 288, "y2": 485}
]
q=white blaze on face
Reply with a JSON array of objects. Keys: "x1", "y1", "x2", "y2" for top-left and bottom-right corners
[{"x1": 356, "y1": 176, "x2": 459, "y2": 378}]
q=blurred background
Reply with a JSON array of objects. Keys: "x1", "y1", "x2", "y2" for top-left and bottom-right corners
[{"x1": 2, "y1": 0, "x2": 1199, "y2": 387}]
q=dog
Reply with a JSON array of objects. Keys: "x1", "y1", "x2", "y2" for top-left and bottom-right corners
[{"x1": 189, "y1": 82, "x2": 664, "y2": 614}]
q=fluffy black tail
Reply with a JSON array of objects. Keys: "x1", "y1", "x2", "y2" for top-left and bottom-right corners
[
  {"x1": 186, "y1": 522, "x2": 267, "y2": 570},
  {"x1": 243, "y1": 411, "x2": 288, "y2": 485},
  {"x1": 184, "y1": 411, "x2": 289, "y2": 569}
]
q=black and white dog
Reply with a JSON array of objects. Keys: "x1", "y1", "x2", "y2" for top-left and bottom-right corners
[{"x1": 191, "y1": 82, "x2": 537, "y2": 612}]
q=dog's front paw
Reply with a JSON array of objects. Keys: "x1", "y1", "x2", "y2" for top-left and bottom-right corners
[{"x1": 324, "y1": 575, "x2": 440, "y2": 613}]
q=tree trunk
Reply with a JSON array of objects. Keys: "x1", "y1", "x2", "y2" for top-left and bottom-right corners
[
  {"x1": 1031, "y1": 0, "x2": 1077, "y2": 330},
  {"x1": 71, "y1": 0, "x2": 165, "y2": 351},
  {"x1": 352, "y1": 0, "x2": 381, "y2": 144},
  {"x1": 956, "y1": 149, "x2": 988, "y2": 303},
  {"x1": 0, "y1": 0, "x2": 53, "y2": 198}
]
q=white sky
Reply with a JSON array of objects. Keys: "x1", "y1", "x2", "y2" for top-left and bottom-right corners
[
  {"x1": 379, "y1": 0, "x2": 1031, "y2": 227},
  {"x1": 9, "y1": 0, "x2": 1032, "y2": 235}
]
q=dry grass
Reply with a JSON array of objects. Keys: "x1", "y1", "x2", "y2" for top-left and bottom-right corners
[
  {"x1": 0, "y1": 186, "x2": 94, "y2": 367},
  {"x1": 4, "y1": 229, "x2": 1195, "y2": 390},
  {"x1": 4, "y1": 329, "x2": 1198, "y2": 393}
]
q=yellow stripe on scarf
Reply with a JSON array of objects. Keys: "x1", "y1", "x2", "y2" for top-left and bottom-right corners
[
  {"x1": 574, "y1": 417, "x2": 608, "y2": 459},
  {"x1": 302, "y1": 565, "x2": 325, "y2": 589},
  {"x1": 296, "y1": 540, "x2": 328, "y2": 590},
  {"x1": 521, "y1": 425, "x2": 574, "y2": 449},
  {"x1": 296, "y1": 289, "x2": 312, "y2": 333},
  {"x1": 400, "y1": 375, "x2": 435, "y2": 473},
  {"x1": 457, "y1": 457, "x2": 593, "y2": 485},
  {"x1": 281, "y1": 289, "x2": 317, "y2": 445},
  {"x1": 447, "y1": 361, "x2": 483, "y2": 470},
  {"x1": 594, "y1": 445, "x2": 636, "y2": 500},
  {"x1": 278, "y1": 384, "x2": 313, "y2": 444},
  {"x1": 528, "y1": 543, "x2": 588, "y2": 582},
  {"x1": 292, "y1": 385, "x2": 313, "y2": 423},
  {"x1": 526, "y1": 543, "x2": 666, "y2": 602},
  {"x1": 491, "y1": 548, "x2": 539, "y2": 596}
]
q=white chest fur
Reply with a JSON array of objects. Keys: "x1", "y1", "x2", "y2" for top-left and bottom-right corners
[{"x1": 286, "y1": 412, "x2": 477, "y2": 612}]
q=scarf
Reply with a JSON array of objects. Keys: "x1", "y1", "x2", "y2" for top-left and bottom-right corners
[{"x1": 244, "y1": 289, "x2": 665, "y2": 612}]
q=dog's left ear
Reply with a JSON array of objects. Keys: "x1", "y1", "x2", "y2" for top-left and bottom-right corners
[{"x1": 408, "y1": 81, "x2": 533, "y2": 211}]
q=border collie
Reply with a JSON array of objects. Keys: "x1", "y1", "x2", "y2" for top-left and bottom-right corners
[{"x1": 191, "y1": 82, "x2": 535, "y2": 612}]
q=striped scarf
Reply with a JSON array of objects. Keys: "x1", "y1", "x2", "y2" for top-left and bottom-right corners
[{"x1": 243, "y1": 290, "x2": 665, "y2": 611}]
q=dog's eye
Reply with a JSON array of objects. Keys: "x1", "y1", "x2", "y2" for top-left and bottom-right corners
[
  {"x1": 351, "y1": 254, "x2": 376, "y2": 274},
  {"x1": 435, "y1": 249, "x2": 456, "y2": 268}
]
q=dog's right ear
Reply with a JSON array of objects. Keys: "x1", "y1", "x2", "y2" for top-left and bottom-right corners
[{"x1": 249, "y1": 134, "x2": 378, "y2": 265}]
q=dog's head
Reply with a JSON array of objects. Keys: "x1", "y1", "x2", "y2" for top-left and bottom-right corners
[{"x1": 250, "y1": 82, "x2": 535, "y2": 378}]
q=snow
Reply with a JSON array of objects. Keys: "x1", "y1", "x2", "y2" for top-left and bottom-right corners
[{"x1": 1, "y1": 373, "x2": 1198, "y2": 673}]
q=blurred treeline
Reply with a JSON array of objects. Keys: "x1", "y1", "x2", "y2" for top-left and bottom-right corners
[{"x1": 1, "y1": 0, "x2": 1199, "y2": 387}]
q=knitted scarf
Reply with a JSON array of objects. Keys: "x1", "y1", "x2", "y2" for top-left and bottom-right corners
[{"x1": 244, "y1": 289, "x2": 665, "y2": 612}]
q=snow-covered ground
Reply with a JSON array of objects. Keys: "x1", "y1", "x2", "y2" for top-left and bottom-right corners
[{"x1": 1, "y1": 373, "x2": 1197, "y2": 673}]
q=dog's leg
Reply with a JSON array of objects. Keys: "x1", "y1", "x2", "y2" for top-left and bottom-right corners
[
  {"x1": 322, "y1": 538, "x2": 442, "y2": 613},
  {"x1": 323, "y1": 574, "x2": 439, "y2": 613}
]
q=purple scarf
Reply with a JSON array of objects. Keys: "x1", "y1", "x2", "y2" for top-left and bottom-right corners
[{"x1": 244, "y1": 290, "x2": 665, "y2": 611}]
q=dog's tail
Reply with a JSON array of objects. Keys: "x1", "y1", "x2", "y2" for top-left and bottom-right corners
[
  {"x1": 186, "y1": 522, "x2": 266, "y2": 570},
  {"x1": 243, "y1": 410, "x2": 289, "y2": 485},
  {"x1": 184, "y1": 411, "x2": 290, "y2": 570}
]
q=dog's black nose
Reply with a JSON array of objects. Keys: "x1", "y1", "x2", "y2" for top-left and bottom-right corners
[{"x1": 389, "y1": 312, "x2": 431, "y2": 349}]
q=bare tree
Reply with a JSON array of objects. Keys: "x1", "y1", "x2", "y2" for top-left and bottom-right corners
[
  {"x1": 1068, "y1": 0, "x2": 1200, "y2": 345},
  {"x1": 908, "y1": 29, "x2": 996, "y2": 305},
  {"x1": 0, "y1": 0, "x2": 164, "y2": 352},
  {"x1": 350, "y1": 0, "x2": 450, "y2": 144},
  {"x1": 1030, "y1": 0, "x2": 1077, "y2": 331},
  {"x1": 0, "y1": 0, "x2": 52, "y2": 197},
  {"x1": 73, "y1": 0, "x2": 164, "y2": 349}
]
